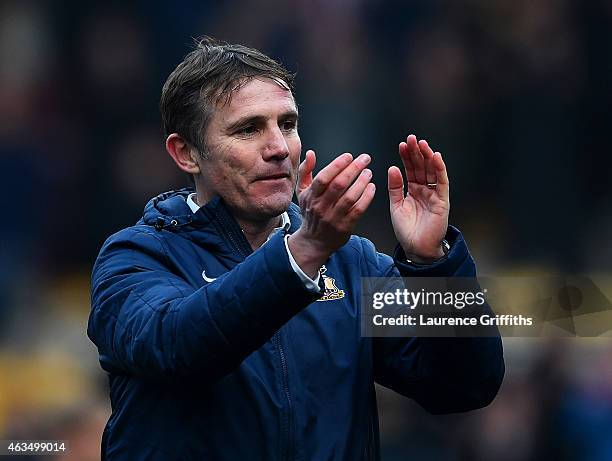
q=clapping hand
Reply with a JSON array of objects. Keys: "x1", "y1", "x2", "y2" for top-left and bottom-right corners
[{"x1": 387, "y1": 135, "x2": 450, "y2": 263}]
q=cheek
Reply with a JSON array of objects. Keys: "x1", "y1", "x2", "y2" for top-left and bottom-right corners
[
  {"x1": 210, "y1": 140, "x2": 250, "y2": 175},
  {"x1": 289, "y1": 137, "x2": 302, "y2": 167}
]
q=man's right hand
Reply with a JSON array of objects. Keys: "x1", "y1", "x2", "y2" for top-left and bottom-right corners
[{"x1": 288, "y1": 150, "x2": 376, "y2": 278}]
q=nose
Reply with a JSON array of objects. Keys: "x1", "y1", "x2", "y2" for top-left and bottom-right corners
[{"x1": 262, "y1": 125, "x2": 290, "y2": 161}]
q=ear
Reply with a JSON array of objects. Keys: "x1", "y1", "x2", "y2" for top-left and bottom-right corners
[{"x1": 166, "y1": 133, "x2": 201, "y2": 174}]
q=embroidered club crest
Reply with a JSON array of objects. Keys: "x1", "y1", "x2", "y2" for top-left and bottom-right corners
[{"x1": 317, "y1": 265, "x2": 345, "y2": 302}]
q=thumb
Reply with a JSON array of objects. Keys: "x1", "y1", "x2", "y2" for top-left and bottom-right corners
[
  {"x1": 297, "y1": 149, "x2": 316, "y2": 197},
  {"x1": 387, "y1": 166, "x2": 405, "y2": 207}
]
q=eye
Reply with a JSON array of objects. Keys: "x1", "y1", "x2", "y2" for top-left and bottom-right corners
[
  {"x1": 280, "y1": 119, "x2": 297, "y2": 132},
  {"x1": 236, "y1": 124, "x2": 258, "y2": 136}
]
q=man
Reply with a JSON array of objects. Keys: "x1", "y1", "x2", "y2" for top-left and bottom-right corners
[{"x1": 88, "y1": 37, "x2": 504, "y2": 460}]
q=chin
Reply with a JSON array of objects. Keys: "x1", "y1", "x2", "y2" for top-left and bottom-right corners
[{"x1": 253, "y1": 195, "x2": 292, "y2": 219}]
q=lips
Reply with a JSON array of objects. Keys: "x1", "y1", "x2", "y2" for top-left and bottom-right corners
[{"x1": 256, "y1": 173, "x2": 290, "y2": 181}]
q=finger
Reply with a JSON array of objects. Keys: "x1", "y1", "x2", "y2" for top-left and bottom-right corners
[
  {"x1": 387, "y1": 166, "x2": 405, "y2": 207},
  {"x1": 310, "y1": 152, "x2": 354, "y2": 196},
  {"x1": 335, "y1": 168, "x2": 373, "y2": 212},
  {"x1": 399, "y1": 141, "x2": 416, "y2": 183},
  {"x1": 433, "y1": 151, "x2": 450, "y2": 202},
  {"x1": 318, "y1": 153, "x2": 371, "y2": 203},
  {"x1": 418, "y1": 139, "x2": 437, "y2": 186},
  {"x1": 348, "y1": 183, "x2": 376, "y2": 218},
  {"x1": 408, "y1": 135, "x2": 426, "y2": 184},
  {"x1": 297, "y1": 149, "x2": 316, "y2": 197}
]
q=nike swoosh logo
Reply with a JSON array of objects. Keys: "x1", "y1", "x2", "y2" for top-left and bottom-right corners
[{"x1": 202, "y1": 270, "x2": 217, "y2": 283}]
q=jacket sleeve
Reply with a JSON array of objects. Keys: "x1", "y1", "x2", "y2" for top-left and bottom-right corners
[
  {"x1": 367, "y1": 226, "x2": 505, "y2": 414},
  {"x1": 88, "y1": 228, "x2": 321, "y2": 381}
]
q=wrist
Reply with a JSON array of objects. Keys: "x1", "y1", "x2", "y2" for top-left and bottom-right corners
[
  {"x1": 403, "y1": 240, "x2": 450, "y2": 265},
  {"x1": 287, "y1": 231, "x2": 332, "y2": 278}
]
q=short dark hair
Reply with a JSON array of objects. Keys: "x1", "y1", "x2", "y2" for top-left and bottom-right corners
[{"x1": 160, "y1": 36, "x2": 296, "y2": 157}]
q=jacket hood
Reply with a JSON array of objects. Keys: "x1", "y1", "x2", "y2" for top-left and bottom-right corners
[{"x1": 142, "y1": 188, "x2": 198, "y2": 229}]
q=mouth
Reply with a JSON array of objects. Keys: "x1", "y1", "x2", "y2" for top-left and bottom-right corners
[{"x1": 256, "y1": 173, "x2": 291, "y2": 181}]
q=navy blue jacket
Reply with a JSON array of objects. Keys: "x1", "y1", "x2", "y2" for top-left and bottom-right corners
[{"x1": 88, "y1": 189, "x2": 504, "y2": 460}]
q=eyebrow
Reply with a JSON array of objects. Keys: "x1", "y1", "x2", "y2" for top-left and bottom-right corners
[{"x1": 224, "y1": 110, "x2": 299, "y2": 133}]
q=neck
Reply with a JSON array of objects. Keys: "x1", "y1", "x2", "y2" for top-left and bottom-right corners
[
  {"x1": 237, "y1": 216, "x2": 282, "y2": 250},
  {"x1": 194, "y1": 189, "x2": 281, "y2": 250}
]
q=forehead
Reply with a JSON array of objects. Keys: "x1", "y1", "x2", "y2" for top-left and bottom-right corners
[{"x1": 218, "y1": 78, "x2": 297, "y2": 120}]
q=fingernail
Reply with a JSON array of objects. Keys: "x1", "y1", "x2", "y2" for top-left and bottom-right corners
[
  {"x1": 358, "y1": 154, "x2": 371, "y2": 165},
  {"x1": 363, "y1": 168, "x2": 372, "y2": 178}
]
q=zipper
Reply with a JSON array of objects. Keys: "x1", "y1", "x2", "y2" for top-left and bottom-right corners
[
  {"x1": 273, "y1": 331, "x2": 294, "y2": 461},
  {"x1": 209, "y1": 203, "x2": 253, "y2": 258},
  {"x1": 206, "y1": 201, "x2": 295, "y2": 460}
]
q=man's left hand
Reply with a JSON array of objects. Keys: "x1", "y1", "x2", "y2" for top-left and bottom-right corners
[{"x1": 388, "y1": 134, "x2": 450, "y2": 264}]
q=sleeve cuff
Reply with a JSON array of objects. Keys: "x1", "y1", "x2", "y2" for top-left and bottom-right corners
[
  {"x1": 393, "y1": 226, "x2": 474, "y2": 277},
  {"x1": 283, "y1": 234, "x2": 322, "y2": 292}
]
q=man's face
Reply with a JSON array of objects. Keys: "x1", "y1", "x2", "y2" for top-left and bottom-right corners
[{"x1": 196, "y1": 77, "x2": 301, "y2": 222}]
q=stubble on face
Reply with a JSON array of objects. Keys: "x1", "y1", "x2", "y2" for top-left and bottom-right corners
[{"x1": 194, "y1": 78, "x2": 301, "y2": 225}]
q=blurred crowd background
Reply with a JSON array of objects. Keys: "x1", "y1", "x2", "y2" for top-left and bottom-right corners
[{"x1": 1, "y1": 0, "x2": 611, "y2": 459}]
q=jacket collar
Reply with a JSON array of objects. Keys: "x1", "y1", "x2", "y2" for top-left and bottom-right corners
[
  {"x1": 141, "y1": 188, "x2": 303, "y2": 256},
  {"x1": 186, "y1": 191, "x2": 292, "y2": 233}
]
